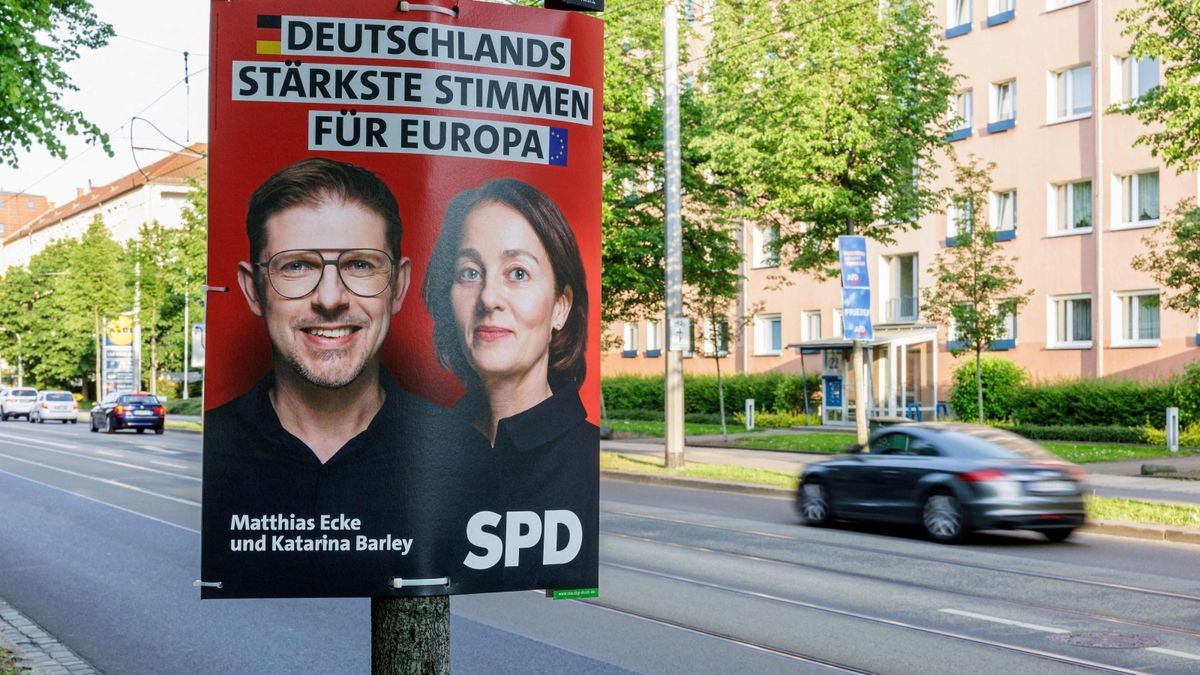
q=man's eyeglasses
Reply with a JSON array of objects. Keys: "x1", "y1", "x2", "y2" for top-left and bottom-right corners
[{"x1": 256, "y1": 248, "x2": 395, "y2": 299}]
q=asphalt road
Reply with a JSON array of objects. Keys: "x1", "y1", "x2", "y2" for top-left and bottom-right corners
[{"x1": 2, "y1": 422, "x2": 1200, "y2": 673}]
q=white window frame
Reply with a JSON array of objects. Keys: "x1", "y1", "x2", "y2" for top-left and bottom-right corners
[
  {"x1": 989, "y1": 0, "x2": 1016, "y2": 14},
  {"x1": 1112, "y1": 290, "x2": 1161, "y2": 347},
  {"x1": 991, "y1": 190, "x2": 1017, "y2": 233},
  {"x1": 948, "y1": 0, "x2": 971, "y2": 28},
  {"x1": 800, "y1": 310, "x2": 821, "y2": 342},
  {"x1": 622, "y1": 322, "x2": 639, "y2": 354},
  {"x1": 1114, "y1": 55, "x2": 1160, "y2": 104},
  {"x1": 751, "y1": 222, "x2": 780, "y2": 268},
  {"x1": 990, "y1": 79, "x2": 1016, "y2": 123},
  {"x1": 1048, "y1": 180, "x2": 1093, "y2": 235},
  {"x1": 951, "y1": 90, "x2": 973, "y2": 132},
  {"x1": 1046, "y1": 0, "x2": 1089, "y2": 11},
  {"x1": 702, "y1": 318, "x2": 730, "y2": 357},
  {"x1": 645, "y1": 320, "x2": 662, "y2": 352},
  {"x1": 1048, "y1": 294, "x2": 1093, "y2": 349},
  {"x1": 1048, "y1": 64, "x2": 1092, "y2": 122},
  {"x1": 832, "y1": 309, "x2": 844, "y2": 338},
  {"x1": 755, "y1": 314, "x2": 783, "y2": 356},
  {"x1": 882, "y1": 253, "x2": 919, "y2": 322},
  {"x1": 947, "y1": 198, "x2": 974, "y2": 238},
  {"x1": 1113, "y1": 169, "x2": 1160, "y2": 229},
  {"x1": 998, "y1": 303, "x2": 1018, "y2": 342}
]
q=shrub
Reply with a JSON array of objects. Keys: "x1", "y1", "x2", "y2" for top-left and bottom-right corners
[
  {"x1": 734, "y1": 410, "x2": 820, "y2": 429},
  {"x1": 949, "y1": 357, "x2": 1027, "y2": 422},
  {"x1": 166, "y1": 397, "x2": 203, "y2": 415},
  {"x1": 1143, "y1": 422, "x2": 1200, "y2": 448},
  {"x1": 1002, "y1": 424, "x2": 1149, "y2": 444},
  {"x1": 1174, "y1": 360, "x2": 1200, "y2": 427},
  {"x1": 602, "y1": 373, "x2": 819, "y2": 416},
  {"x1": 1010, "y1": 379, "x2": 1174, "y2": 428}
]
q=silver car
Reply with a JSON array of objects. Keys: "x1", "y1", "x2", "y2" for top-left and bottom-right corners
[
  {"x1": 31, "y1": 390, "x2": 79, "y2": 424},
  {"x1": 1, "y1": 387, "x2": 38, "y2": 421}
]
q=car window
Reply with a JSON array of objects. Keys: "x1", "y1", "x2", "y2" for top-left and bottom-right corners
[
  {"x1": 120, "y1": 395, "x2": 160, "y2": 405},
  {"x1": 46, "y1": 392, "x2": 74, "y2": 402},
  {"x1": 870, "y1": 433, "x2": 909, "y2": 455},
  {"x1": 909, "y1": 439, "x2": 939, "y2": 457},
  {"x1": 14, "y1": 389, "x2": 35, "y2": 397}
]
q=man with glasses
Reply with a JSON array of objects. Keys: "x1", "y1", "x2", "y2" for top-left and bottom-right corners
[{"x1": 202, "y1": 157, "x2": 454, "y2": 598}]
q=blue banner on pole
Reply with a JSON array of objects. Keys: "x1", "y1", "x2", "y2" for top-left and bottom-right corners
[
  {"x1": 842, "y1": 287, "x2": 874, "y2": 341},
  {"x1": 838, "y1": 235, "x2": 869, "y2": 288}
]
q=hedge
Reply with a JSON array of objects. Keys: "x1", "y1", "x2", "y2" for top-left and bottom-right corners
[
  {"x1": 1001, "y1": 424, "x2": 1149, "y2": 445},
  {"x1": 602, "y1": 373, "x2": 821, "y2": 416},
  {"x1": 1008, "y1": 379, "x2": 1175, "y2": 428}
]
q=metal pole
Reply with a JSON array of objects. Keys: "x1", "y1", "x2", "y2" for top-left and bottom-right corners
[
  {"x1": 134, "y1": 261, "x2": 143, "y2": 392},
  {"x1": 854, "y1": 342, "x2": 868, "y2": 444},
  {"x1": 663, "y1": 0, "x2": 685, "y2": 469},
  {"x1": 182, "y1": 286, "x2": 190, "y2": 400}
]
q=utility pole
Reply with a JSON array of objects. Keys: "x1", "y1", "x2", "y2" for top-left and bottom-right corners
[
  {"x1": 182, "y1": 275, "x2": 190, "y2": 400},
  {"x1": 663, "y1": 0, "x2": 685, "y2": 469},
  {"x1": 133, "y1": 260, "x2": 143, "y2": 392}
]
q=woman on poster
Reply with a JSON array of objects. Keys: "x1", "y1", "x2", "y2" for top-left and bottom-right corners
[{"x1": 422, "y1": 178, "x2": 598, "y2": 592}]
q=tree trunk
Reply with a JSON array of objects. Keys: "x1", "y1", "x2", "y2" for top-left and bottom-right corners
[
  {"x1": 854, "y1": 343, "x2": 868, "y2": 444},
  {"x1": 715, "y1": 354, "x2": 727, "y2": 441},
  {"x1": 975, "y1": 348, "x2": 984, "y2": 425},
  {"x1": 371, "y1": 596, "x2": 450, "y2": 674}
]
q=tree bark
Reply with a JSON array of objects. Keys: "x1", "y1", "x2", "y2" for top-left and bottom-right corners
[
  {"x1": 371, "y1": 596, "x2": 450, "y2": 675},
  {"x1": 975, "y1": 349, "x2": 984, "y2": 425}
]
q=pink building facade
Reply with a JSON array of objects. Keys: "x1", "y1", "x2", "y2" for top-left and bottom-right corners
[{"x1": 602, "y1": 0, "x2": 1197, "y2": 425}]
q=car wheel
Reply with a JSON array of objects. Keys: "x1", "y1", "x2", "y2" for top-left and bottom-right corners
[
  {"x1": 1042, "y1": 528, "x2": 1075, "y2": 543},
  {"x1": 154, "y1": 428, "x2": 164, "y2": 435},
  {"x1": 922, "y1": 491, "x2": 967, "y2": 544},
  {"x1": 71, "y1": 419, "x2": 77, "y2": 424},
  {"x1": 797, "y1": 480, "x2": 832, "y2": 526},
  {"x1": 37, "y1": 413, "x2": 44, "y2": 424},
  {"x1": 29, "y1": 414, "x2": 35, "y2": 423},
  {"x1": 136, "y1": 428, "x2": 145, "y2": 434},
  {"x1": 90, "y1": 417, "x2": 98, "y2": 432},
  {"x1": 0, "y1": 412, "x2": 6, "y2": 421},
  {"x1": 105, "y1": 416, "x2": 116, "y2": 434}
]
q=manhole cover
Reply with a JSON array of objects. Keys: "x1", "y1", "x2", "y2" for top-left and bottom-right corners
[{"x1": 1050, "y1": 631, "x2": 1162, "y2": 649}]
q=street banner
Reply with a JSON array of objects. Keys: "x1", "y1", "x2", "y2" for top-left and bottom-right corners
[
  {"x1": 837, "y1": 235, "x2": 868, "y2": 288},
  {"x1": 102, "y1": 314, "x2": 136, "y2": 395},
  {"x1": 202, "y1": 0, "x2": 602, "y2": 599},
  {"x1": 841, "y1": 287, "x2": 874, "y2": 341},
  {"x1": 190, "y1": 323, "x2": 205, "y2": 369}
]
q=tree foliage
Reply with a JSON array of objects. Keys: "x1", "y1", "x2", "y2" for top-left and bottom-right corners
[
  {"x1": 1115, "y1": 0, "x2": 1200, "y2": 171},
  {"x1": 0, "y1": 0, "x2": 114, "y2": 166},
  {"x1": 696, "y1": 0, "x2": 957, "y2": 278},
  {"x1": 1131, "y1": 198, "x2": 1200, "y2": 318},
  {"x1": 921, "y1": 156, "x2": 1031, "y2": 423}
]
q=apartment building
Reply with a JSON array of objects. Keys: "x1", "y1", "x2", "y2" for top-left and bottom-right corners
[
  {"x1": 602, "y1": 0, "x2": 1197, "y2": 426},
  {"x1": 0, "y1": 144, "x2": 208, "y2": 274}
]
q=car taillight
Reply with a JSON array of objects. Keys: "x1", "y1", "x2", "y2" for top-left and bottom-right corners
[
  {"x1": 40, "y1": 402, "x2": 48, "y2": 408},
  {"x1": 115, "y1": 405, "x2": 125, "y2": 414},
  {"x1": 958, "y1": 468, "x2": 1008, "y2": 482},
  {"x1": 154, "y1": 406, "x2": 165, "y2": 415}
]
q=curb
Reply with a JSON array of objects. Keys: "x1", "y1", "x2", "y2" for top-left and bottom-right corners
[
  {"x1": 0, "y1": 599, "x2": 97, "y2": 675},
  {"x1": 601, "y1": 470, "x2": 1200, "y2": 545}
]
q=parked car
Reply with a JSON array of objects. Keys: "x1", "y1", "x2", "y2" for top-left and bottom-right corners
[
  {"x1": 89, "y1": 392, "x2": 165, "y2": 434},
  {"x1": 1, "y1": 387, "x2": 39, "y2": 421},
  {"x1": 31, "y1": 390, "x2": 79, "y2": 424},
  {"x1": 795, "y1": 422, "x2": 1087, "y2": 543}
]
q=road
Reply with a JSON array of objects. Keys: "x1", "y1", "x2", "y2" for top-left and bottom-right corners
[{"x1": 2, "y1": 422, "x2": 1200, "y2": 673}]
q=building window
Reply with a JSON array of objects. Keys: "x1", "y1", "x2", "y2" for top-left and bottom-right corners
[
  {"x1": 946, "y1": 0, "x2": 972, "y2": 37},
  {"x1": 1114, "y1": 291, "x2": 1160, "y2": 345},
  {"x1": 801, "y1": 310, "x2": 821, "y2": 341},
  {"x1": 1116, "y1": 55, "x2": 1159, "y2": 103},
  {"x1": 989, "y1": 80, "x2": 1016, "y2": 132},
  {"x1": 1116, "y1": 170, "x2": 1160, "y2": 227},
  {"x1": 947, "y1": 198, "x2": 974, "y2": 239},
  {"x1": 949, "y1": 90, "x2": 973, "y2": 140},
  {"x1": 1047, "y1": 0, "x2": 1088, "y2": 11},
  {"x1": 1050, "y1": 64, "x2": 1092, "y2": 121},
  {"x1": 832, "y1": 309, "x2": 844, "y2": 338},
  {"x1": 755, "y1": 314, "x2": 783, "y2": 355},
  {"x1": 751, "y1": 223, "x2": 779, "y2": 268},
  {"x1": 992, "y1": 190, "x2": 1017, "y2": 237},
  {"x1": 622, "y1": 322, "x2": 638, "y2": 357},
  {"x1": 702, "y1": 318, "x2": 730, "y2": 357},
  {"x1": 645, "y1": 320, "x2": 662, "y2": 356},
  {"x1": 1050, "y1": 180, "x2": 1092, "y2": 233},
  {"x1": 1049, "y1": 295, "x2": 1092, "y2": 348},
  {"x1": 885, "y1": 254, "x2": 919, "y2": 322},
  {"x1": 988, "y1": 0, "x2": 1016, "y2": 17}
]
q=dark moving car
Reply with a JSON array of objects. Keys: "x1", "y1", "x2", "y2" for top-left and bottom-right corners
[
  {"x1": 90, "y1": 392, "x2": 165, "y2": 434},
  {"x1": 796, "y1": 423, "x2": 1086, "y2": 543}
]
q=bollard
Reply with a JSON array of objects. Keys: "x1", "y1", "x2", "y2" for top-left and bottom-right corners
[
  {"x1": 745, "y1": 399, "x2": 755, "y2": 431},
  {"x1": 1166, "y1": 407, "x2": 1179, "y2": 453}
]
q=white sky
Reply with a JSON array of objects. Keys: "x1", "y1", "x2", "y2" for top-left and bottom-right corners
[{"x1": 0, "y1": 0, "x2": 211, "y2": 206}]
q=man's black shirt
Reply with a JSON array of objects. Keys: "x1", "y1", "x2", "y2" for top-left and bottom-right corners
[{"x1": 200, "y1": 369, "x2": 459, "y2": 598}]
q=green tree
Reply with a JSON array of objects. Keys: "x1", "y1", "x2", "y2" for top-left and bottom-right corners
[
  {"x1": 696, "y1": 0, "x2": 957, "y2": 276},
  {"x1": 921, "y1": 157, "x2": 1031, "y2": 424},
  {"x1": 1131, "y1": 199, "x2": 1200, "y2": 317},
  {"x1": 0, "y1": 0, "x2": 114, "y2": 165}
]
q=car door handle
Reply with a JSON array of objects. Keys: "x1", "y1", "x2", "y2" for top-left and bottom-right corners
[{"x1": 881, "y1": 470, "x2": 903, "y2": 477}]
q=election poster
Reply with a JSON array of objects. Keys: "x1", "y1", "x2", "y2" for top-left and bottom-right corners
[{"x1": 201, "y1": 0, "x2": 602, "y2": 599}]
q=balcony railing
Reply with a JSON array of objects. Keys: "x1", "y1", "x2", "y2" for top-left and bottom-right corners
[{"x1": 886, "y1": 295, "x2": 918, "y2": 322}]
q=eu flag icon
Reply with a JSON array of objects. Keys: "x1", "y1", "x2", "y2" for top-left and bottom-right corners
[{"x1": 548, "y1": 127, "x2": 568, "y2": 167}]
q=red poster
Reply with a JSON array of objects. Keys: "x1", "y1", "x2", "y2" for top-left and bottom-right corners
[{"x1": 201, "y1": 0, "x2": 602, "y2": 599}]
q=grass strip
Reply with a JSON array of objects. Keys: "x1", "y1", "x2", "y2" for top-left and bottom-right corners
[
  {"x1": 601, "y1": 452, "x2": 1200, "y2": 528},
  {"x1": 0, "y1": 647, "x2": 21, "y2": 675}
]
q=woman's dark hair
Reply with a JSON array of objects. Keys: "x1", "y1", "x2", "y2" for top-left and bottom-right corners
[
  {"x1": 245, "y1": 157, "x2": 404, "y2": 263},
  {"x1": 422, "y1": 178, "x2": 588, "y2": 389}
]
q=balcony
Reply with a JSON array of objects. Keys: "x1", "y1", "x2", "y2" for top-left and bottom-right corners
[{"x1": 886, "y1": 296, "x2": 919, "y2": 323}]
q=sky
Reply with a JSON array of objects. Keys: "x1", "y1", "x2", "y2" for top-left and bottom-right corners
[{"x1": 0, "y1": 0, "x2": 211, "y2": 206}]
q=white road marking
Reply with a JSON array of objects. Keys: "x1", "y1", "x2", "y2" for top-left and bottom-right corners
[
  {"x1": 150, "y1": 460, "x2": 188, "y2": 470},
  {"x1": 0, "y1": 451, "x2": 200, "y2": 506},
  {"x1": 1147, "y1": 647, "x2": 1200, "y2": 661},
  {"x1": 140, "y1": 445, "x2": 183, "y2": 455},
  {"x1": 0, "y1": 441, "x2": 198, "y2": 482},
  {"x1": 0, "y1": 466, "x2": 197, "y2": 533},
  {"x1": 939, "y1": 609, "x2": 1070, "y2": 634},
  {"x1": 96, "y1": 450, "x2": 123, "y2": 458},
  {"x1": 0, "y1": 432, "x2": 78, "y2": 450}
]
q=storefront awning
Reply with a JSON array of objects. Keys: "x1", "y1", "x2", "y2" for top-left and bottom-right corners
[{"x1": 786, "y1": 323, "x2": 939, "y2": 353}]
